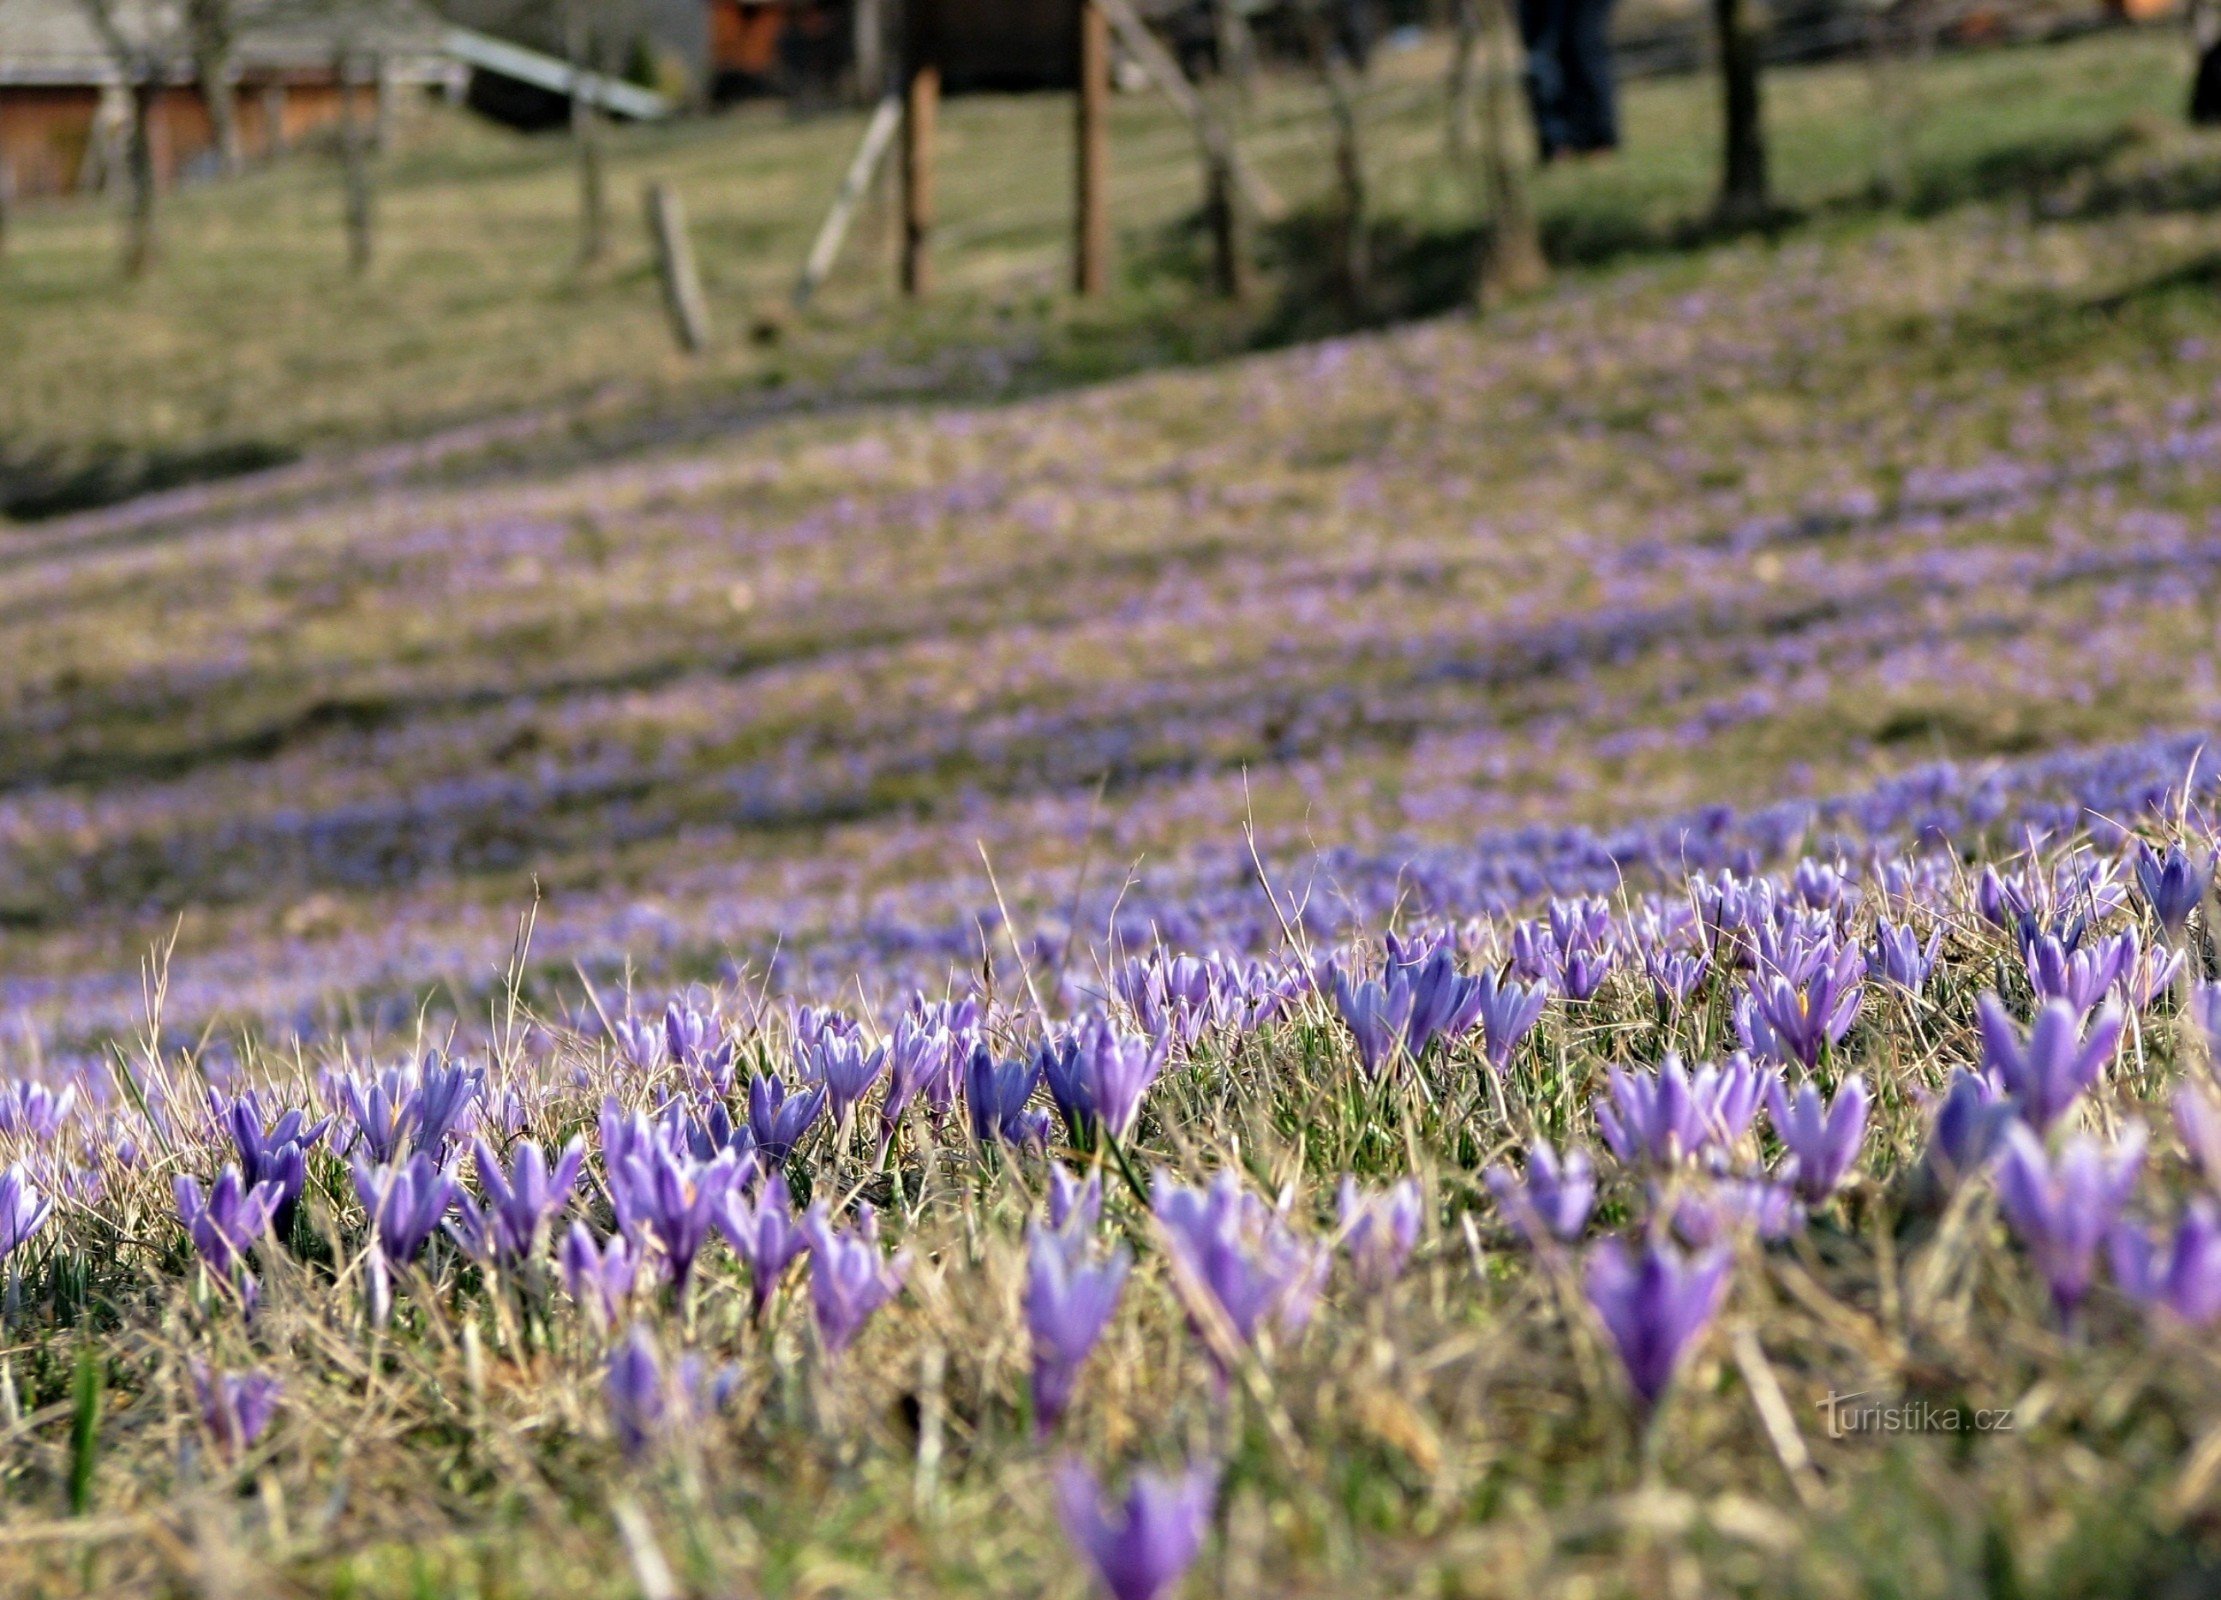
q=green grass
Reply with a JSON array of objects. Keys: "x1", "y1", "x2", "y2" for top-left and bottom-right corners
[{"x1": 0, "y1": 26, "x2": 2190, "y2": 518}]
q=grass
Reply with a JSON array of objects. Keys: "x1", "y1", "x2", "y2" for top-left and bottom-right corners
[{"x1": 0, "y1": 26, "x2": 2189, "y2": 517}]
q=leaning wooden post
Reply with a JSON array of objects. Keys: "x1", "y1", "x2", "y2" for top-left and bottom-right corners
[
  {"x1": 645, "y1": 181, "x2": 711, "y2": 352},
  {"x1": 901, "y1": 0, "x2": 940, "y2": 298},
  {"x1": 795, "y1": 92, "x2": 901, "y2": 305},
  {"x1": 1074, "y1": 0, "x2": 1110, "y2": 296}
]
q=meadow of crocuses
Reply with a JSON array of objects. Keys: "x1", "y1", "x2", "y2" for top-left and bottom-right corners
[{"x1": 10, "y1": 110, "x2": 2221, "y2": 1594}]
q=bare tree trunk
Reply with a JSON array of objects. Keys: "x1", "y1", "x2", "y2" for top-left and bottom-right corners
[
  {"x1": 1203, "y1": 145, "x2": 1250, "y2": 300},
  {"x1": 124, "y1": 75, "x2": 160, "y2": 278},
  {"x1": 1312, "y1": 14, "x2": 1368, "y2": 312},
  {"x1": 568, "y1": 0, "x2": 607, "y2": 266},
  {"x1": 1477, "y1": 0, "x2": 1545, "y2": 303},
  {"x1": 1863, "y1": 2, "x2": 1906, "y2": 205},
  {"x1": 185, "y1": 0, "x2": 241, "y2": 175},
  {"x1": 1446, "y1": 0, "x2": 1481, "y2": 163},
  {"x1": 375, "y1": 53, "x2": 397, "y2": 155},
  {"x1": 1713, "y1": 0, "x2": 1768, "y2": 226},
  {"x1": 338, "y1": 51, "x2": 374, "y2": 274}
]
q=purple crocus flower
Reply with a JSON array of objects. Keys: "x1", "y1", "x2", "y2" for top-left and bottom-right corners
[
  {"x1": 450, "y1": 1137, "x2": 585, "y2": 1268},
  {"x1": 604, "y1": 1323, "x2": 737, "y2": 1459},
  {"x1": 213, "y1": 1091, "x2": 331, "y2": 1227},
  {"x1": 1328, "y1": 966, "x2": 1415, "y2": 1079},
  {"x1": 1402, "y1": 950, "x2": 1480, "y2": 1061},
  {"x1": 1053, "y1": 1457, "x2": 1217, "y2": 1600},
  {"x1": 747, "y1": 1073, "x2": 826, "y2": 1165},
  {"x1": 607, "y1": 1141, "x2": 745, "y2": 1293},
  {"x1": 1765, "y1": 1074, "x2": 1869, "y2": 1204},
  {"x1": 191, "y1": 1364, "x2": 283, "y2": 1461},
  {"x1": 1977, "y1": 994, "x2": 2123, "y2": 1132},
  {"x1": 665, "y1": 1000, "x2": 735, "y2": 1095},
  {"x1": 717, "y1": 1171, "x2": 810, "y2": 1316},
  {"x1": 0, "y1": 1080, "x2": 76, "y2": 1140},
  {"x1": 2134, "y1": 840, "x2": 2208, "y2": 936},
  {"x1": 1584, "y1": 1238, "x2": 1733, "y2": 1411},
  {"x1": 175, "y1": 1167, "x2": 281, "y2": 1286},
  {"x1": 1336, "y1": 1176, "x2": 1422, "y2": 1292},
  {"x1": 1667, "y1": 1177, "x2": 1802, "y2": 1247},
  {"x1": 1644, "y1": 947, "x2": 1710, "y2": 1012},
  {"x1": 1153, "y1": 1171, "x2": 1327, "y2": 1367},
  {"x1": 1993, "y1": 1121, "x2": 2145, "y2": 1319},
  {"x1": 1041, "y1": 1034, "x2": 1096, "y2": 1143},
  {"x1": 611, "y1": 1013, "x2": 668, "y2": 1074},
  {"x1": 352, "y1": 1153, "x2": 459, "y2": 1266},
  {"x1": 1049, "y1": 1166, "x2": 1104, "y2": 1233},
  {"x1": 1027, "y1": 1224, "x2": 1130, "y2": 1433},
  {"x1": 0, "y1": 1164, "x2": 52, "y2": 1263},
  {"x1": 1459, "y1": 966, "x2": 1550, "y2": 1071},
  {"x1": 1596, "y1": 1053, "x2": 1772, "y2": 1167},
  {"x1": 559, "y1": 1221, "x2": 638, "y2": 1330},
  {"x1": 963, "y1": 1043, "x2": 1047, "y2": 1150},
  {"x1": 1925, "y1": 1070, "x2": 2011, "y2": 1187},
  {"x1": 352, "y1": 1152, "x2": 461, "y2": 1324},
  {"x1": 2174, "y1": 1081, "x2": 2221, "y2": 1192},
  {"x1": 883, "y1": 1014, "x2": 958, "y2": 1134},
  {"x1": 1868, "y1": 920, "x2": 1943, "y2": 992},
  {"x1": 1071, "y1": 1017, "x2": 1169, "y2": 1142},
  {"x1": 329, "y1": 1068, "x2": 414, "y2": 1166},
  {"x1": 810, "y1": 1033, "x2": 888, "y2": 1129},
  {"x1": 1483, "y1": 1141, "x2": 1595, "y2": 1245},
  {"x1": 802, "y1": 1202, "x2": 910, "y2": 1356},
  {"x1": 2023, "y1": 932, "x2": 2135, "y2": 1017},
  {"x1": 2109, "y1": 1198, "x2": 2221, "y2": 1326},
  {"x1": 1739, "y1": 943, "x2": 1864, "y2": 1070}
]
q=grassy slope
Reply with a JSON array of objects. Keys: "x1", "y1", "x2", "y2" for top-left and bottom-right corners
[
  {"x1": 0, "y1": 29, "x2": 2185, "y2": 514},
  {"x1": 4, "y1": 31, "x2": 2221, "y2": 1046}
]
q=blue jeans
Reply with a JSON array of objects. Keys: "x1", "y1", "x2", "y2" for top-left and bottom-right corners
[{"x1": 1519, "y1": 0, "x2": 1619, "y2": 158}]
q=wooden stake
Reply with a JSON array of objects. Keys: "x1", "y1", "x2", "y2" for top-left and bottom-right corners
[
  {"x1": 1074, "y1": 0, "x2": 1110, "y2": 296},
  {"x1": 645, "y1": 180, "x2": 711, "y2": 352},
  {"x1": 901, "y1": 60, "x2": 938, "y2": 297},
  {"x1": 797, "y1": 92, "x2": 901, "y2": 305}
]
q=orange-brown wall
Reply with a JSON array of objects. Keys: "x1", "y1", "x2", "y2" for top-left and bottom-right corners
[{"x1": 0, "y1": 77, "x2": 375, "y2": 199}]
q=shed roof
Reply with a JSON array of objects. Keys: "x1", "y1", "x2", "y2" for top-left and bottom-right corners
[{"x1": 0, "y1": 0, "x2": 449, "y2": 86}]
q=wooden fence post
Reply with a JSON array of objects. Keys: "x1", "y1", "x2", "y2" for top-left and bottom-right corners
[
  {"x1": 646, "y1": 180, "x2": 711, "y2": 352},
  {"x1": 1074, "y1": 0, "x2": 1110, "y2": 296},
  {"x1": 901, "y1": 66, "x2": 938, "y2": 295}
]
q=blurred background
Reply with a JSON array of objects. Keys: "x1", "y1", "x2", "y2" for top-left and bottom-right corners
[{"x1": 0, "y1": 0, "x2": 2216, "y2": 1054}]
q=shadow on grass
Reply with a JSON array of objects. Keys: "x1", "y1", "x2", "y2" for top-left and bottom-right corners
[{"x1": 0, "y1": 437, "x2": 298, "y2": 523}]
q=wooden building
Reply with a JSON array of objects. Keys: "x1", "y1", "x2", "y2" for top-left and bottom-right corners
[
  {"x1": 704, "y1": 0, "x2": 1087, "y2": 100},
  {"x1": 0, "y1": 0, "x2": 450, "y2": 199}
]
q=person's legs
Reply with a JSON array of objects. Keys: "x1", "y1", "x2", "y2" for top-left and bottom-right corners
[
  {"x1": 1563, "y1": 0, "x2": 1619, "y2": 153},
  {"x1": 1519, "y1": 0, "x2": 1571, "y2": 161}
]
